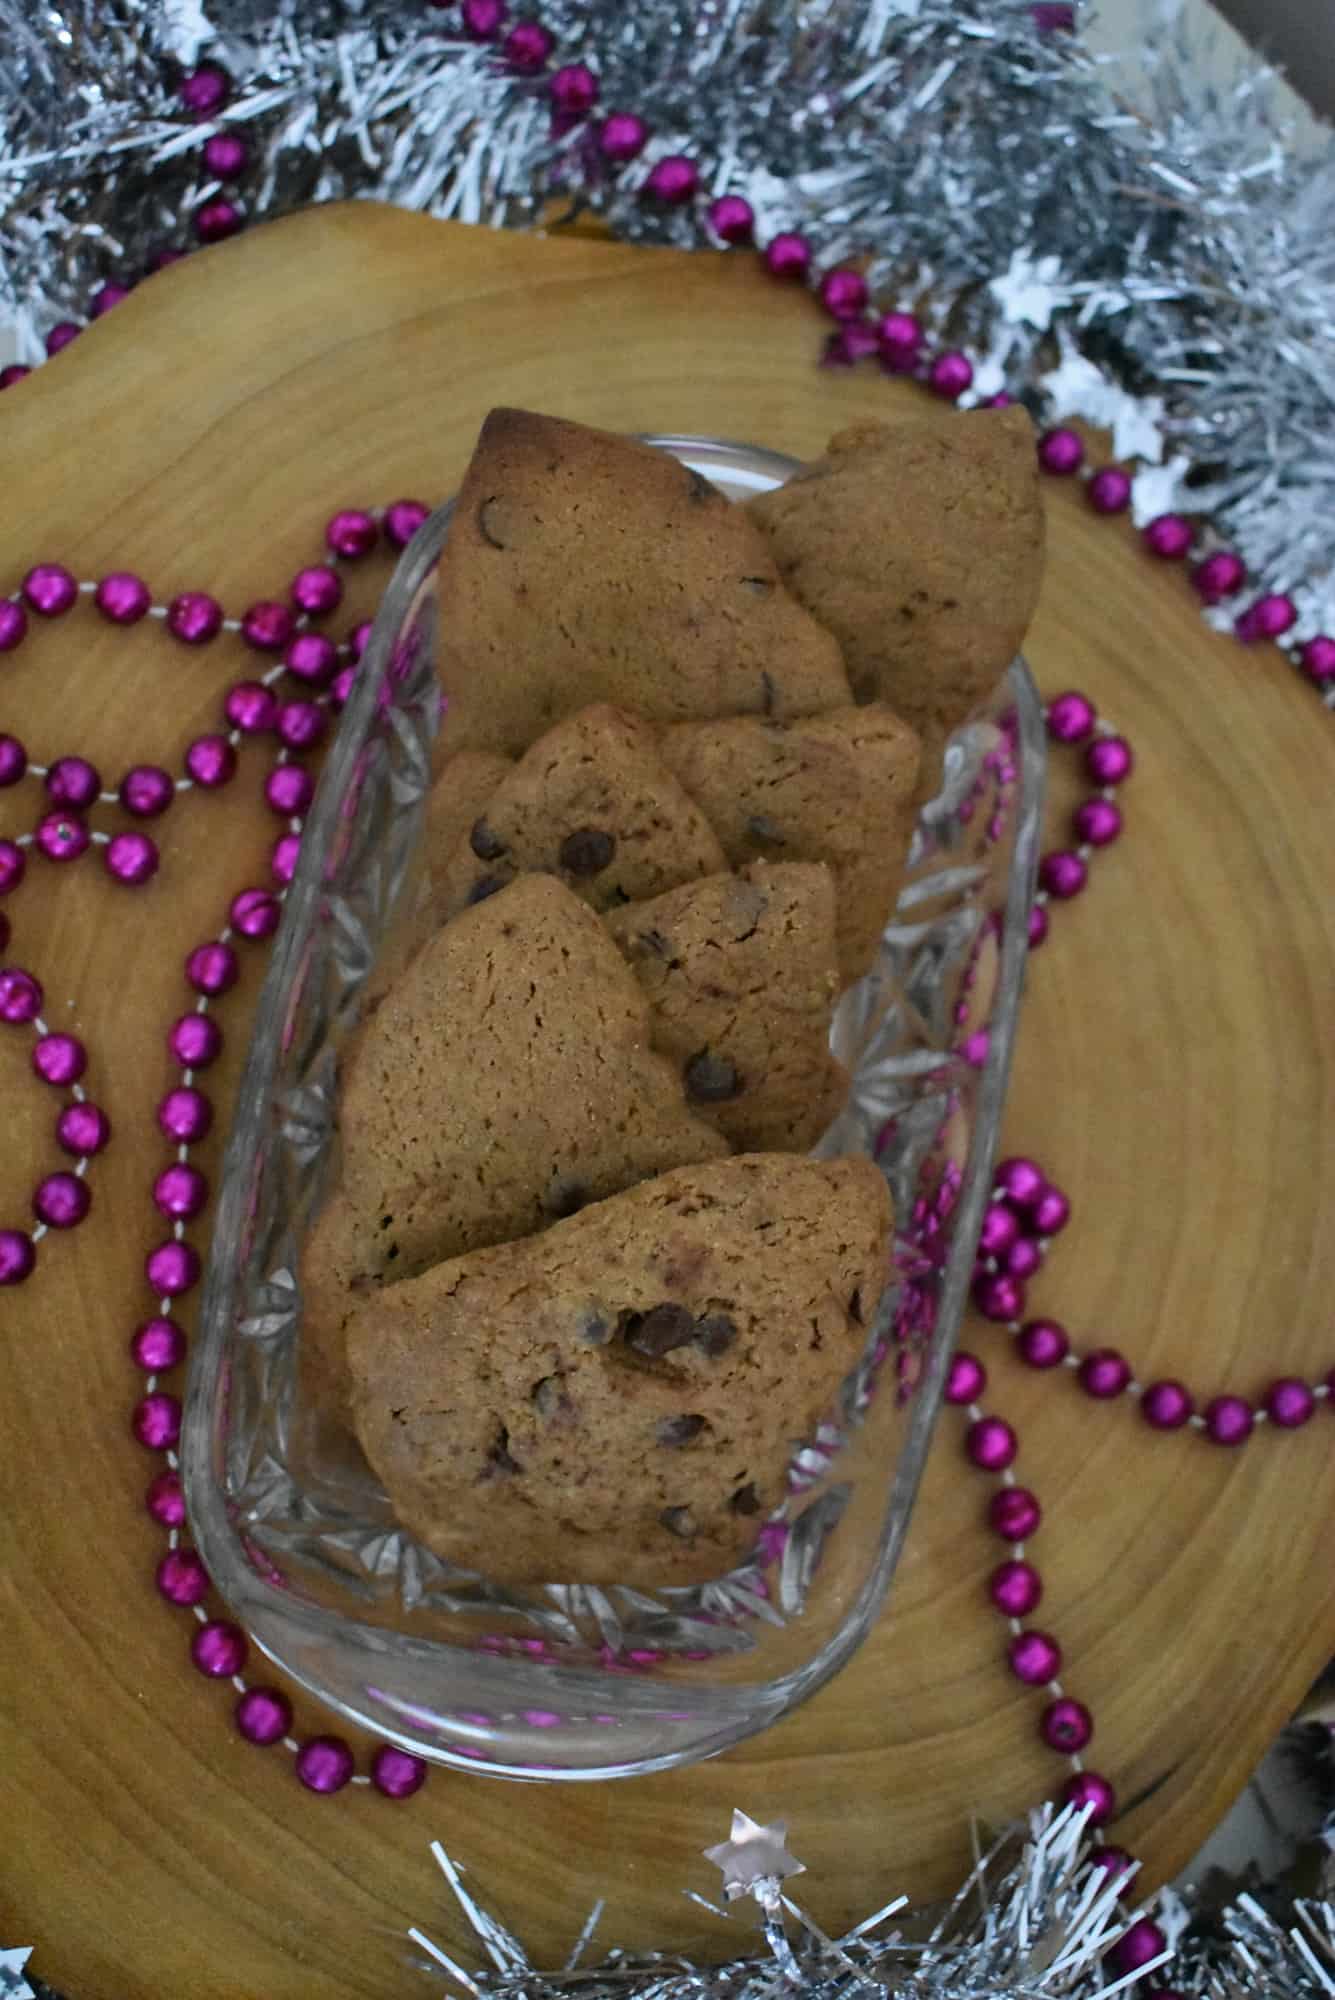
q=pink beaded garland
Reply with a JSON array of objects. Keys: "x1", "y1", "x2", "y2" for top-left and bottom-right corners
[
  {"x1": 46, "y1": 754, "x2": 102, "y2": 809},
  {"x1": 132, "y1": 1390, "x2": 182, "y2": 1449},
  {"x1": 105, "y1": 830, "x2": 160, "y2": 885},
  {"x1": 158, "y1": 1086, "x2": 213, "y2": 1142},
  {"x1": 706, "y1": 194, "x2": 754, "y2": 244},
  {"x1": 57, "y1": 1102, "x2": 110, "y2": 1156},
  {"x1": 876, "y1": 311, "x2": 923, "y2": 372},
  {"x1": 0, "y1": 603, "x2": 27, "y2": 652},
  {"x1": 169, "y1": 1012, "x2": 223, "y2": 1067},
  {"x1": 945, "y1": 1352, "x2": 987, "y2": 1405},
  {"x1": 157, "y1": 1548, "x2": 210, "y2": 1607},
  {"x1": 0, "y1": 364, "x2": 31, "y2": 391},
  {"x1": 95, "y1": 571, "x2": 152, "y2": 623},
  {"x1": 973, "y1": 1272, "x2": 1026, "y2": 1322},
  {"x1": 763, "y1": 232, "x2": 812, "y2": 280},
  {"x1": 1030, "y1": 1186, "x2": 1070, "y2": 1235},
  {"x1": 120, "y1": 765, "x2": 175, "y2": 817},
  {"x1": 185, "y1": 735, "x2": 237, "y2": 787},
  {"x1": 549, "y1": 63, "x2": 598, "y2": 116},
  {"x1": 1085, "y1": 734, "x2": 1134, "y2": 785},
  {"x1": 284, "y1": 632, "x2": 339, "y2": 686},
  {"x1": 153, "y1": 1163, "x2": 210, "y2": 1221},
  {"x1": 0, "y1": 965, "x2": 44, "y2": 1022},
  {"x1": 1086, "y1": 1845, "x2": 1133, "y2": 1878},
  {"x1": 186, "y1": 940, "x2": 239, "y2": 996},
  {"x1": 1037, "y1": 427, "x2": 1084, "y2": 475},
  {"x1": 1001, "y1": 1237, "x2": 1041, "y2": 1280},
  {"x1": 230, "y1": 887, "x2": 282, "y2": 938},
  {"x1": 271, "y1": 832, "x2": 302, "y2": 883},
  {"x1": 179, "y1": 64, "x2": 229, "y2": 116},
  {"x1": 34, "y1": 1171, "x2": 92, "y2": 1227},
  {"x1": 240, "y1": 601, "x2": 296, "y2": 653},
  {"x1": 1236, "y1": 592, "x2": 1296, "y2": 642},
  {"x1": 1140, "y1": 1379, "x2": 1194, "y2": 1430},
  {"x1": 131, "y1": 1317, "x2": 188, "y2": 1371},
  {"x1": 966, "y1": 1416, "x2": 1017, "y2": 1472},
  {"x1": 978, "y1": 1202, "x2": 1020, "y2": 1256},
  {"x1": 295, "y1": 1734, "x2": 356, "y2": 1793},
  {"x1": 1300, "y1": 635, "x2": 1335, "y2": 682},
  {"x1": 0, "y1": 840, "x2": 24, "y2": 894},
  {"x1": 36, "y1": 811, "x2": 91, "y2": 863},
  {"x1": 990, "y1": 1560, "x2": 1042, "y2": 1617},
  {"x1": 1203, "y1": 1393, "x2": 1253, "y2": 1446},
  {"x1": 1191, "y1": 550, "x2": 1246, "y2": 602},
  {"x1": 289, "y1": 565, "x2": 343, "y2": 616},
  {"x1": 988, "y1": 1486, "x2": 1041, "y2": 1540},
  {"x1": 191, "y1": 1619, "x2": 248, "y2": 1678},
  {"x1": 22, "y1": 563, "x2": 78, "y2": 616},
  {"x1": 324, "y1": 508, "x2": 378, "y2": 560},
  {"x1": 1265, "y1": 1377, "x2": 1315, "y2": 1428},
  {"x1": 1073, "y1": 797, "x2": 1122, "y2": 847},
  {"x1": 166, "y1": 591, "x2": 224, "y2": 644},
  {"x1": 1086, "y1": 467, "x2": 1131, "y2": 514},
  {"x1": 1110, "y1": 1920, "x2": 1167, "y2": 1975},
  {"x1": 1077, "y1": 1348, "x2": 1131, "y2": 1399},
  {"x1": 503, "y1": 20, "x2": 554, "y2": 71},
  {"x1": 1046, "y1": 691, "x2": 1097, "y2": 744},
  {"x1": 203, "y1": 132, "x2": 249, "y2": 179},
  {"x1": 644, "y1": 155, "x2": 699, "y2": 203},
  {"x1": 195, "y1": 199, "x2": 243, "y2": 244},
  {"x1": 1038, "y1": 851, "x2": 1087, "y2": 899},
  {"x1": 928, "y1": 351, "x2": 973, "y2": 400},
  {"x1": 0, "y1": 1229, "x2": 37, "y2": 1285},
  {"x1": 1016, "y1": 1318, "x2": 1069, "y2": 1368},
  {"x1": 462, "y1": 0, "x2": 506, "y2": 38},
  {"x1": 1062, "y1": 1769, "x2": 1116, "y2": 1826},
  {"x1": 384, "y1": 499, "x2": 430, "y2": 549},
  {"x1": 276, "y1": 700, "x2": 328, "y2": 751},
  {"x1": 0, "y1": 735, "x2": 25, "y2": 784},
  {"x1": 1008, "y1": 1629, "x2": 1060, "y2": 1685},
  {"x1": 370, "y1": 1744, "x2": 430, "y2": 1798},
  {"x1": 996, "y1": 1157, "x2": 1044, "y2": 1206},
  {"x1": 32, "y1": 1032, "x2": 86, "y2": 1085},
  {"x1": 1143, "y1": 513, "x2": 1193, "y2": 560},
  {"x1": 145, "y1": 1239, "x2": 201, "y2": 1297},
  {"x1": 265, "y1": 764, "x2": 314, "y2": 818},
  {"x1": 146, "y1": 1469, "x2": 186, "y2": 1526},
  {"x1": 819, "y1": 268, "x2": 869, "y2": 320},
  {"x1": 235, "y1": 1685, "x2": 293, "y2": 1746},
  {"x1": 225, "y1": 680, "x2": 279, "y2": 733},
  {"x1": 45, "y1": 323, "x2": 80, "y2": 357},
  {"x1": 1040, "y1": 1697, "x2": 1092, "y2": 1751},
  {"x1": 599, "y1": 112, "x2": 649, "y2": 162}
]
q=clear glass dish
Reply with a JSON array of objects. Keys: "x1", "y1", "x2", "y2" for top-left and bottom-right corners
[{"x1": 183, "y1": 434, "x2": 1045, "y2": 1781}]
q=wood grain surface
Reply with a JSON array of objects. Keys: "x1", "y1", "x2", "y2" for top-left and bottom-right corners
[{"x1": 2, "y1": 204, "x2": 1334, "y2": 2000}]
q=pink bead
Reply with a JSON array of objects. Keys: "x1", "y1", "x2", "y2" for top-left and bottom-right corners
[
  {"x1": 240, "y1": 601, "x2": 295, "y2": 653},
  {"x1": 236, "y1": 1685, "x2": 293, "y2": 1745},
  {"x1": 1111, "y1": 1920, "x2": 1167, "y2": 1975},
  {"x1": 146, "y1": 1469, "x2": 186, "y2": 1526},
  {"x1": 1037, "y1": 427, "x2": 1083, "y2": 475},
  {"x1": 1046, "y1": 690, "x2": 1097, "y2": 743},
  {"x1": 0, "y1": 966, "x2": 43, "y2": 1022},
  {"x1": 1236, "y1": 592, "x2": 1296, "y2": 642},
  {"x1": 265, "y1": 764, "x2": 314, "y2": 818},
  {"x1": 819, "y1": 268, "x2": 869, "y2": 320},
  {"x1": 1008, "y1": 1629, "x2": 1060, "y2": 1684},
  {"x1": 599, "y1": 112, "x2": 649, "y2": 162},
  {"x1": 295, "y1": 1735, "x2": 355, "y2": 1793},
  {"x1": 195, "y1": 200, "x2": 242, "y2": 244},
  {"x1": 504, "y1": 20, "x2": 554, "y2": 71},
  {"x1": 370, "y1": 1744, "x2": 429, "y2": 1798},
  {"x1": 90, "y1": 283, "x2": 131, "y2": 319},
  {"x1": 289, "y1": 565, "x2": 342, "y2": 616},
  {"x1": 823, "y1": 324, "x2": 880, "y2": 367},
  {"x1": 973, "y1": 1272, "x2": 1026, "y2": 1323},
  {"x1": 989, "y1": 1486, "x2": 1041, "y2": 1541},
  {"x1": 158, "y1": 1085, "x2": 213, "y2": 1142},
  {"x1": 0, "y1": 841, "x2": 24, "y2": 894},
  {"x1": 979, "y1": 1202, "x2": 1020, "y2": 1256},
  {"x1": 157, "y1": 1548, "x2": 210, "y2": 1607},
  {"x1": 325, "y1": 509, "x2": 378, "y2": 560},
  {"x1": 1016, "y1": 1318, "x2": 1069, "y2": 1369},
  {"x1": 191, "y1": 1620, "x2": 248, "y2": 1678},
  {"x1": 549, "y1": 63, "x2": 598, "y2": 116},
  {"x1": 1031, "y1": 1187, "x2": 1070, "y2": 1235},
  {"x1": 1300, "y1": 635, "x2": 1335, "y2": 682},
  {"x1": 170, "y1": 1012, "x2": 222, "y2": 1068},
  {"x1": 1039, "y1": 850, "x2": 1086, "y2": 899},
  {"x1": 225, "y1": 679, "x2": 279, "y2": 733},
  {"x1": 385, "y1": 499, "x2": 430, "y2": 549},
  {"x1": 283, "y1": 636, "x2": 339, "y2": 692},
  {"x1": 179, "y1": 64, "x2": 229, "y2": 116},
  {"x1": 1078, "y1": 1347, "x2": 1131, "y2": 1398},
  {"x1": 0, "y1": 604, "x2": 26, "y2": 653},
  {"x1": 277, "y1": 700, "x2": 328, "y2": 751},
  {"x1": 1140, "y1": 1379, "x2": 1193, "y2": 1430},
  {"x1": 945, "y1": 1351, "x2": 986, "y2": 1405},
  {"x1": 1086, "y1": 467, "x2": 1132, "y2": 514},
  {"x1": 153, "y1": 1163, "x2": 209, "y2": 1220},
  {"x1": 1063, "y1": 1770, "x2": 1116, "y2": 1826},
  {"x1": 271, "y1": 833, "x2": 302, "y2": 883},
  {"x1": 707, "y1": 194, "x2": 754, "y2": 244},
  {"x1": 928, "y1": 351, "x2": 974, "y2": 400},
  {"x1": 185, "y1": 735, "x2": 237, "y2": 787},
  {"x1": 330, "y1": 665, "x2": 357, "y2": 708},
  {"x1": 105, "y1": 831, "x2": 159, "y2": 885},
  {"x1": 0, "y1": 364, "x2": 31, "y2": 390},
  {"x1": 1040, "y1": 1697, "x2": 1092, "y2": 1751},
  {"x1": 147, "y1": 248, "x2": 185, "y2": 273},
  {"x1": 203, "y1": 131, "x2": 248, "y2": 179},
  {"x1": 348, "y1": 619, "x2": 374, "y2": 659},
  {"x1": 166, "y1": 591, "x2": 224, "y2": 644},
  {"x1": 1143, "y1": 513, "x2": 1193, "y2": 560},
  {"x1": 94, "y1": 571, "x2": 152, "y2": 623},
  {"x1": 644, "y1": 155, "x2": 699, "y2": 203},
  {"x1": 57, "y1": 1102, "x2": 109, "y2": 1155},
  {"x1": 989, "y1": 1560, "x2": 1042, "y2": 1617},
  {"x1": 1191, "y1": 550, "x2": 1246, "y2": 602},
  {"x1": 764, "y1": 232, "x2": 812, "y2": 280},
  {"x1": 32, "y1": 1032, "x2": 85, "y2": 1085},
  {"x1": 46, "y1": 754, "x2": 101, "y2": 809},
  {"x1": 1204, "y1": 1394, "x2": 1253, "y2": 1446},
  {"x1": 876, "y1": 311, "x2": 924, "y2": 371},
  {"x1": 1002, "y1": 1237, "x2": 1042, "y2": 1280},
  {"x1": 1085, "y1": 734, "x2": 1133, "y2": 785},
  {"x1": 996, "y1": 1157, "x2": 1045, "y2": 1206},
  {"x1": 230, "y1": 887, "x2": 281, "y2": 938},
  {"x1": 0, "y1": 1230, "x2": 36, "y2": 1285},
  {"x1": 462, "y1": 0, "x2": 506, "y2": 36},
  {"x1": 186, "y1": 941, "x2": 239, "y2": 996},
  {"x1": 1027, "y1": 902, "x2": 1050, "y2": 947},
  {"x1": 1074, "y1": 797, "x2": 1122, "y2": 847},
  {"x1": 45, "y1": 322, "x2": 81, "y2": 357},
  {"x1": 1265, "y1": 1377, "x2": 1315, "y2": 1428},
  {"x1": 146, "y1": 1240, "x2": 201, "y2": 1297},
  {"x1": 120, "y1": 765, "x2": 175, "y2": 817},
  {"x1": 36, "y1": 811, "x2": 90, "y2": 863},
  {"x1": 966, "y1": 1416, "x2": 1018, "y2": 1472},
  {"x1": 131, "y1": 1316, "x2": 187, "y2": 1371},
  {"x1": 1087, "y1": 1844, "x2": 1133, "y2": 1878},
  {"x1": 132, "y1": 1390, "x2": 182, "y2": 1449},
  {"x1": 0, "y1": 734, "x2": 25, "y2": 784}
]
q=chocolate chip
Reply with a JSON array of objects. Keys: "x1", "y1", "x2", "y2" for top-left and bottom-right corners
[
  {"x1": 659, "y1": 1505, "x2": 697, "y2": 1539},
  {"x1": 622, "y1": 1302, "x2": 696, "y2": 1357},
  {"x1": 741, "y1": 575, "x2": 773, "y2": 596},
  {"x1": 656, "y1": 1414, "x2": 707, "y2": 1448},
  {"x1": 747, "y1": 814, "x2": 786, "y2": 847},
  {"x1": 580, "y1": 1308, "x2": 612, "y2": 1346},
  {"x1": 761, "y1": 670, "x2": 777, "y2": 715},
  {"x1": 531, "y1": 1376, "x2": 569, "y2": 1419},
  {"x1": 478, "y1": 496, "x2": 509, "y2": 549},
  {"x1": 730, "y1": 1482, "x2": 761, "y2": 1516},
  {"x1": 544, "y1": 1178, "x2": 588, "y2": 1219},
  {"x1": 559, "y1": 827, "x2": 615, "y2": 877},
  {"x1": 639, "y1": 928, "x2": 673, "y2": 958},
  {"x1": 467, "y1": 874, "x2": 506, "y2": 905},
  {"x1": 684, "y1": 1050, "x2": 742, "y2": 1103},
  {"x1": 848, "y1": 1287, "x2": 864, "y2": 1325},
  {"x1": 686, "y1": 468, "x2": 719, "y2": 505},
  {"x1": 470, "y1": 818, "x2": 506, "y2": 861},
  {"x1": 480, "y1": 1426, "x2": 522, "y2": 1480},
  {"x1": 695, "y1": 1312, "x2": 738, "y2": 1358}
]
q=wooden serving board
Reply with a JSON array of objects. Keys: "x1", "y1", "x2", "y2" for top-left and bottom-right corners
[{"x1": 2, "y1": 205, "x2": 1334, "y2": 2000}]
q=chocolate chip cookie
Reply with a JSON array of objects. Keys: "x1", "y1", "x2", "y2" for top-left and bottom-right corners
[
  {"x1": 605, "y1": 862, "x2": 846, "y2": 1152},
  {"x1": 434, "y1": 409, "x2": 852, "y2": 758},
  {"x1": 346, "y1": 1153, "x2": 893, "y2": 1585}
]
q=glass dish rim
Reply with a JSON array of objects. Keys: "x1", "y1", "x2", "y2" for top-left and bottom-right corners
[{"x1": 182, "y1": 432, "x2": 1044, "y2": 1781}]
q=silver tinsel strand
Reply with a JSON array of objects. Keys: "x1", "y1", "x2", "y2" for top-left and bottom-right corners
[{"x1": 3, "y1": 0, "x2": 1335, "y2": 640}]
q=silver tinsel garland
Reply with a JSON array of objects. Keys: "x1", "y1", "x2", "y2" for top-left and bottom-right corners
[{"x1": 3, "y1": 0, "x2": 1335, "y2": 640}]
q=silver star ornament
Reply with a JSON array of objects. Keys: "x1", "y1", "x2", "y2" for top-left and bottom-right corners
[{"x1": 704, "y1": 1811, "x2": 806, "y2": 1904}]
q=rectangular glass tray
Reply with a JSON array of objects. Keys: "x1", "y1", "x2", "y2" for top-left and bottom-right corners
[{"x1": 183, "y1": 434, "x2": 1045, "y2": 1780}]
